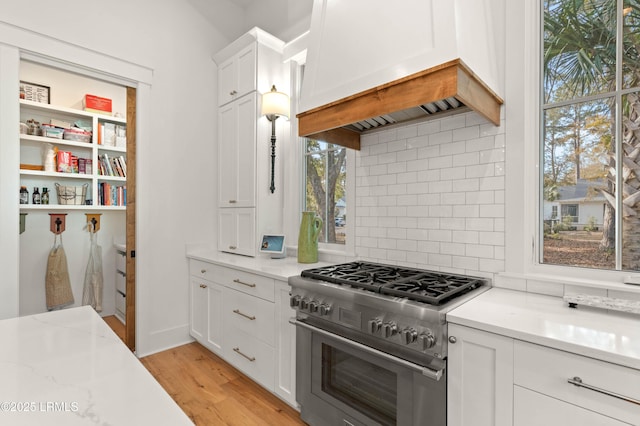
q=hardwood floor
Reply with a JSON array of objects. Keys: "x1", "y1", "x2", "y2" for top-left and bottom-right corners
[{"x1": 102, "y1": 316, "x2": 306, "y2": 426}]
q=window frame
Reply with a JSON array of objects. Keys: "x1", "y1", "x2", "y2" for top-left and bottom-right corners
[
  {"x1": 503, "y1": 0, "x2": 640, "y2": 287},
  {"x1": 300, "y1": 137, "x2": 356, "y2": 255}
]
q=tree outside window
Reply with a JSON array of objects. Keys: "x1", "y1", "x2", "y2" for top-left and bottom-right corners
[
  {"x1": 542, "y1": 0, "x2": 640, "y2": 270},
  {"x1": 304, "y1": 139, "x2": 346, "y2": 245}
]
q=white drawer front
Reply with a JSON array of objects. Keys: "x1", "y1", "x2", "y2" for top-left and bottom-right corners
[
  {"x1": 218, "y1": 267, "x2": 275, "y2": 302},
  {"x1": 116, "y1": 250, "x2": 126, "y2": 273},
  {"x1": 224, "y1": 326, "x2": 275, "y2": 391},
  {"x1": 514, "y1": 340, "x2": 640, "y2": 424},
  {"x1": 223, "y1": 287, "x2": 275, "y2": 346},
  {"x1": 115, "y1": 270, "x2": 126, "y2": 294},
  {"x1": 189, "y1": 259, "x2": 216, "y2": 282}
]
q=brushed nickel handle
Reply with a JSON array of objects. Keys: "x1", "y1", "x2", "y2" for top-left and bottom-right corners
[
  {"x1": 200, "y1": 269, "x2": 206, "y2": 274},
  {"x1": 233, "y1": 278, "x2": 256, "y2": 288},
  {"x1": 233, "y1": 347, "x2": 255, "y2": 362},
  {"x1": 233, "y1": 309, "x2": 256, "y2": 320},
  {"x1": 230, "y1": 90, "x2": 237, "y2": 96},
  {"x1": 199, "y1": 284, "x2": 207, "y2": 289},
  {"x1": 228, "y1": 199, "x2": 237, "y2": 204},
  {"x1": 229, "y1": 245, "x2": 237, "y2": 250},
  {"x1": 568, "y1": 377, "x2": 640, "y2": 406}
]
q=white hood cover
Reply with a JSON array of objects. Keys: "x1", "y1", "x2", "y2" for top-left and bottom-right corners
[{"x1": 297, "y1": 0, "x2": 505, "y2": 149}]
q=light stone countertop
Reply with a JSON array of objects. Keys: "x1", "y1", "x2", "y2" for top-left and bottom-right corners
[
  {"x1": 447, "y1": 287, "x2": 640, "y2": 370},
  {"x1": 0, "y1": 306, "x2": 192, "y2": 425},
  {"x1": 186, "y1": 248, "x2": 333, "y2": 281}
]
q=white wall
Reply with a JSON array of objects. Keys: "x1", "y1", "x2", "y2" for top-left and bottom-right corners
[
  {"x1": 355, "y1": 112, "x2": 506, "y2": 280},
  {"x1": 0, "y1": 0, "x2": 234, "y2": 356}
]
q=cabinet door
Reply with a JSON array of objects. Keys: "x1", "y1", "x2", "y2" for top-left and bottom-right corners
[
  {"x1": 206, "y1": 279, "x2": 224, "y2": 355},
  {"x1": 218, "y1": 57, "x2": 236, "y2": 106},
  {"x1": 218, "y1": 208, "x2": 256, "y2": 257},
  {"x1": 514, "y1": 386, "x2": 628, "y2": 426},
  {"x1": 217, "y1": 43, "x2": 256, "y2": 106},
  {"x1": 190, "y1": 277, "x2": 207, "y2": 341},
  {"x1": 236, "y1": 44, "x2": 257, "y2": 99},
  {"x1": 274, "y1": 281, "x2": 297, "y2": 407},
  {"x1": 447, "y1": 324, "x2": 514, "y2": 426},
  {"x1": 217, "y1": 94, "x2": 256, "y2": 208}
]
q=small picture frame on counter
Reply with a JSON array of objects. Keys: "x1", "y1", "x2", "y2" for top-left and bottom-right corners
[{"x1": 20, "y1": 81, "x2": 50, "y2": 104}]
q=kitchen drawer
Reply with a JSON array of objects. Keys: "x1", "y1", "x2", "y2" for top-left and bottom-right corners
[
  {"x1": 514, "y1": 340, "x2": 640, "y2": 424},
  {"x1": 189, "y1": 259, "x2": 217, "y2": 282},
  {"x1": 223, "y1": 287, "x2": 275, "y2": 346},
  {"x1": 514, "y1": 385, "x2": 627, "y2": 426},
  {"x1": 218, "y1": 266, "x2": 275, "y2": 302},
  {"x1": 115, "y1": 289, "x2": 126, "y2": 316},
  {"x1": 116, "y1": 270, "x2": 126, "y2": 294},
  {"x1": 116, "y1": 250, "x2": 126, "y2": 273},
  {"x1": 224, "y1": 325, "x2": 275, "y2": 391}
]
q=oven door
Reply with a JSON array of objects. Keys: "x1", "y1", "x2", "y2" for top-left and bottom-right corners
[{"x1": 294, "y1": 319, "x2": 446, "y2": 426}]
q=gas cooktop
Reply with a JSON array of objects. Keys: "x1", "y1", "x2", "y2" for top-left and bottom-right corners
[{"x1": 300, "y1": 261, "x2": 486, "y2": 306}]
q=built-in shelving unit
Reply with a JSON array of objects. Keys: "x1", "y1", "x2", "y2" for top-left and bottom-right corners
[{"x1": 19, "y1": 99, "x2": 127, "y2": 211}]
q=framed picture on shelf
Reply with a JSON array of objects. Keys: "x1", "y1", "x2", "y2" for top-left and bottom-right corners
[{"x1": 20, "y1": 81, "x2": 50, "y2": 104}]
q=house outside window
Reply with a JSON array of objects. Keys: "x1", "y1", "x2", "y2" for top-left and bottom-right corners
[
  {"x1": 303, "y1": 139, "x2": 347, "y2": 245},
  {"x1": 542, "y1": 0, "x2": 640, "y2": 271}
]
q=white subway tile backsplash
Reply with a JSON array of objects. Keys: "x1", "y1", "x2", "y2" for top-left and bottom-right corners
[{"x1": 356, "y1": 113, "x2": 505, "y2": 278}]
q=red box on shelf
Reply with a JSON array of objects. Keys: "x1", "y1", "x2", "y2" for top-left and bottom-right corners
[
  {"x1": 84, "y1": 94, "x2": 112, "y2": 115},
  {"x1": 57, "y1": 151, "x2": 72, "y2": 173}
]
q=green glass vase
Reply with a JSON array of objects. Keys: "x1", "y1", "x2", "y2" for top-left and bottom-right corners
[{"x1": 298, "y1": 211, "x2": 323, "y2": 263}]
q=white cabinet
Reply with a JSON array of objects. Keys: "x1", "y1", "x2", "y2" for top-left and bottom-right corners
[
  {"x1": 448, "y1": 324, "x2": 640, "y2": 426},
  {"x1": 187, "y1": 258, "x2": 298, "y2": 408},
  {"x1": 447, "y1": 324, "x2": 514, "y2": 426},
  {"x1": 217, "y1": 93, "x2": 257, "y2": 208},
  {"x1": 115, "y1": 248, "x2": 126, "y2": 323},
  {"x1": 214, "y1": 28, "x2": 287, "y2": 258},
  {"x1": 513, "y1": 340, "x2": 640, "y2": 426},
  {"x1": 275, "y1": 280, "x2": 297, "y2": 407},
  {"x1": 189, "y1": 261, "x2": 223, "y2": 355},
  {"x1": 217, "y1": 44, "x2": 256, "y2": 106},
  {"x1": 218, "y1": 208, "x2": 256, "y2": 257},
  {"x1": 19, "y1": 99, "x2": 127, "y2": 211}
]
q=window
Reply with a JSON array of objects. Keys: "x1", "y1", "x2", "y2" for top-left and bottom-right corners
[
  {"x1": 542, "y1": 0, "x2": 640, "y2": 271},
  {"x1": 303, "y1": 139, "x2": 347, "y2": 245}
]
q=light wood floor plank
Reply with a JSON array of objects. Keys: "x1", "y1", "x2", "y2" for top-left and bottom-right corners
[{"x1": 102, "y1": 316, "x2": 306, "y2": 425}]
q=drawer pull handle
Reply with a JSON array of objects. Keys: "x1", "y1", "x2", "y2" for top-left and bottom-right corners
[
  {"x1": 568, "y1": 377, "x2": 640, "y2": 406},
  {"x1": 233, "y1": 347, "x2": 255, "y2": 362},
  {"x1": 200, "y1": 269, "x2": 206, "y2": 274},
  {"x1": 233, "y1": 278, "x2": 256, "y2": 288},
  {"x1": 199, "y1": 284, "x2": 208, "y2": 289},
  {"x1": 233, "y1": 309, "x2": 256, "y2": 320},
  {"x1": 229, "y1": 246, "x2": 237, "y2": 250},
  {"x1": 229, "y1": 199, "x2": 237, "y2": 204}
]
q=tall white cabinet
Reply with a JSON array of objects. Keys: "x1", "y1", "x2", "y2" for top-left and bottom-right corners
[{"x1": 213, "y1": 27, "x2": 287, "y2": 257}]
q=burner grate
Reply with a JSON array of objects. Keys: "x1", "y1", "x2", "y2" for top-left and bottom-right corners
[{"x1": 301, "y1": 262, "x2": 485, "y2": 305}]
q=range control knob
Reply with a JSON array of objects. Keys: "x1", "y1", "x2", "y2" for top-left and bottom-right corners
[
  {"x1": 300, "y1": 298, "x2": 310, "y2": 311},
  {"x1": 368, "y1": 318, "x2": 383, "y2": 334},
  {"x1": 401, "y1": 328, "x2": 418, "y2": 344},
  {"x1": 382, "y1": 322, "x2": 398, "y2": 338},
  {"x1": 419, "y1": 332, "x2": 436, "y2": 350},
  {"x1": 289, "y1": 295, "x2": 301, "y2": 308},
  {"x1": 319, "y1": 303, "x2": 332, "y2": 316},
  {"x1": 308, "y1": 301, "x2": 319, "y2": 313}
]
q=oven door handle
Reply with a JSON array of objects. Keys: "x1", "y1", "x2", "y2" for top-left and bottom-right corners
[{"x1": 290, "y1": 318, "x2": 444, "y2": 381}]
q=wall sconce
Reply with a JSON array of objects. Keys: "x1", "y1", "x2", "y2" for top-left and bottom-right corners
[{"x1": 261, "y1": 85, "x2": 289, "y2": 193}]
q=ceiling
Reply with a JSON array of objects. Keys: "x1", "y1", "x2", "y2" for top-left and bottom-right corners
[{"x1": 189, "y1": 0, "x2": 313, "y2": 43}]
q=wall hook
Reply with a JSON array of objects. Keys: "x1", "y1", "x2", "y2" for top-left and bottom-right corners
[
  {"x1": 85, "y1": 213, "x2": 101, "y2": 232},
  {"x1": 49, "y1": 213, "x2": 67, "y2": 235}
]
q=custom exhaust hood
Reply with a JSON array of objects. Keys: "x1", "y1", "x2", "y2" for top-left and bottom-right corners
[{"x1": 296, "y1": 0, "x2": 505, "y2": 150}]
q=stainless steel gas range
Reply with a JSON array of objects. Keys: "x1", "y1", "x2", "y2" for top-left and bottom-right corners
[{"x1": 288, "y1": 261, "x2": 490, "y2": 426}]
